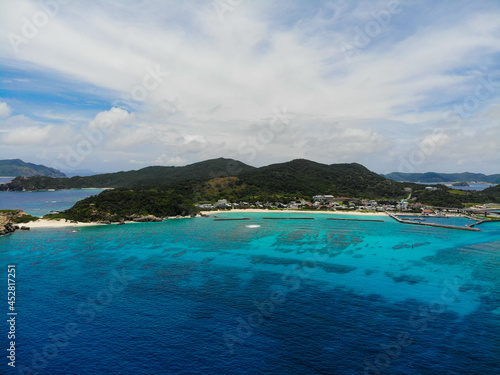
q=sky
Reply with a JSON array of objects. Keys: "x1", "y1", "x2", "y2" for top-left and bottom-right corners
[{"x1": 0, "y1": 0, "x2": 499, "y2": 175}]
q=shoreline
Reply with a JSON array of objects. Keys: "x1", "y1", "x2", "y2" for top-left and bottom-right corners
[
  {"x1": 20, "y1": 209, "x2": 483, "y2": 229},
  {"x1": 26, "y1": 219, "x2": 108, "y2": 229},
  {"x1": 24, "y1": 210, "x2": 388, "y2": 229},
  {"x1": 202, "y1": 209, "x2": 387, "y2": 216}
]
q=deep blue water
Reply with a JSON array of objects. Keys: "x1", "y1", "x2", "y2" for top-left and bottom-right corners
[
  {"x1": 1, "y1": 212, "x2": 499, "y2": 374},
  {"x1": 0, "y1": 189, "x2": 104, "y2": 217},
  {"x1": 0, "y1": 177, "x2": 14, "y2": 184}
]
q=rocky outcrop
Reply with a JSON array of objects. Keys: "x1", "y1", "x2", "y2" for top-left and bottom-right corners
[
  {"x1": 0, "y1": 210, "x2": 34, "y2": 236},
  {"x1": 130, "y1": 215, "x2": 162, "y2": 222},
  {"x1": 0, "y1": 223, "x2": 18, "y2": 236}
]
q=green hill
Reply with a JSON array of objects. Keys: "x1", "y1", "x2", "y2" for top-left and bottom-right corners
[
  {"x1": 0, "y1": 159, "x2": 66, "y2": 178},
  {"x1": 237, "y1": 159, "x2": 410, "y2": 199},
  {"x1": 482, "y1": 184, "x2": 500, "y2": 199},
  {"x1": 7, "y1": 158, "x2": 500, "y2": 222},
  {"x1": 0, "y1": 158, "x2": 254, "y2": 191},
  {"x1": 44, "y1": 159, "x2": 421, "y2": 222},
  {"x1": 57, "y1": 189, "x2": 197, "y2": 222}
]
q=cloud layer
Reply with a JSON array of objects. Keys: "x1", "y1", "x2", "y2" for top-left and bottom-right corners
[{"x1": 0, "y1": 0, "x2": 499, "y2": 173}]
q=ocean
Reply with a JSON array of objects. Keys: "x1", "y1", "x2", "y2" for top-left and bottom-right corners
[
  {"x1": 0, "y1": 189, "x2": 104, "y2": 217},
  {"x1": 415, "y1": 182, "x2": 494, "y2": 191},
  {"x1": 446, "y1": 184, "x2": 494, "y2": 191},
  {"x1": 1, "y1": 205, "x2": 499, "y2": 374}
]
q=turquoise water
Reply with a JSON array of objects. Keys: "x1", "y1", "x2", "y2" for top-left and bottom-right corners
[
  {"x1": 1, "y1": 212, "x2": 499, "y2": 374},
  {"x1": 0, "y1": 189, "x2": 104, "y2": 216}
]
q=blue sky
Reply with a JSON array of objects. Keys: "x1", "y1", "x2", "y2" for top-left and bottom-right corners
[{"x1": 0, "y1": 0, "x2": 499, "y2": 174}]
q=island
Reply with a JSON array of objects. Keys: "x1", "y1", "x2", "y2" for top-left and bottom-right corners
[{"x1": 1, "y1": 158, "x2": 499, "y2": 228}]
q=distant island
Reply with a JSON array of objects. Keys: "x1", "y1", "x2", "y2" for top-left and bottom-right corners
[
  {"x1": 0, "y1": 159, "x2": 66, "y2": 178},
  {"x1": 451, "y1": 181, "x2": 470, "y2": 187},
  {"x1": 382, "y1": 171, "x2": 500, "y2": 184}
]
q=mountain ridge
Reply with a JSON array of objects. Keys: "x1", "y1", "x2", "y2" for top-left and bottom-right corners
[
  {"x1": 2, "y1": 157, "x2": 495, "y2": 221},
  {"x1": 0, "y1": 158, "x2": 255, "y2": 191},
  {"x1": 0, "y1": 159, "x2": 66, "y2": 178}
]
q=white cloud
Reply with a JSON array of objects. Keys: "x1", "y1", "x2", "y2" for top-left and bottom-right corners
[
  {"x1": 153, "y1": 154, "x2": 187, "y2": 166},
  {"x1": 1, "y1": 0, "x2": 499, "y2": 173},
  {"x1": 0, "y1": 102, "x2": 12, "y2": 118},
  {"x1": 88, "y1": 107, "x2": 133, "y2": 131},
  {"x1": 3, "y1": 124, "x2": 56, "y2": 145}
]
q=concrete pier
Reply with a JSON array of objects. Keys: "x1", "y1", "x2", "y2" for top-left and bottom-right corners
[
  {"x1": 213, "y1": 218, "x2": 251, "y2": 221},
  {"x1": 387, "y1": 213, "x2": 481, "y2": 231},
  {"x1": 263, "y1": 217, "x2": 315, "y2": 220},
  {"x1": 326, "y1": 218, "x2": 384, "y2": 222}
]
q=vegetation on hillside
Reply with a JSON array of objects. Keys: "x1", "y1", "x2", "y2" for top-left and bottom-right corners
[
  {"x1": 412, "y1": 185, "x2": 500, "y2": 208},
  {"x1": 236, "y1": 159, "x2": 415, "y2": 199},
  {"x1": 0, "y1": 158, "x2": 254, "y2": 191},
  {"x1": 0, "y1": 159, "x2": 66, "y2": 178},
  {"x1": 46, "y1": 189, "x2": 198, "y2": 222},
  {"x1": 5, "y1": 158, "x2": 498, "y2": 221},
  {"x1": 0, "y1": 209, "x2": 38, "y2": 223}
]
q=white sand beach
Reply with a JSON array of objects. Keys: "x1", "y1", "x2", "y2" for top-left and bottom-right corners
[
  {"x1": 26, "y1": 219, "x2": 106, "y2": 229},
  {"x1": 202, "y1": 209, "x2": 387, "y2": 216}
]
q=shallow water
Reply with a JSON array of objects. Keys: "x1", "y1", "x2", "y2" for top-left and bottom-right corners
[{"x1": 1, "y1": 213, "x2": 499, "y2": 374}]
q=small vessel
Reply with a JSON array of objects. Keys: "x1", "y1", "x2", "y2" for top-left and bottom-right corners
[{"x1": 245, "y1": 225, "x2": 261, "y2": 228}]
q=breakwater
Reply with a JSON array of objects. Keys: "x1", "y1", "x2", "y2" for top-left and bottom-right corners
[
  {"x1": 213, "y1": 218, "x2": 251, "y2": 221},
  {"x1": 326, "y1": 218, "x2": 384, "y2": 223},
  {"x1": 469, "y1": 219, "x2": 500, "y2": 227},
  {"x1": 387, "y1": 213, "x2": 481, "y2": 231},
  {"x1": 263, "y1": 217, "x2": 315, "y2": 220}
]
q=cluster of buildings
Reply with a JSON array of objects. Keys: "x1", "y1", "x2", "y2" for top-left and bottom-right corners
[{"x1": 195, "y1": 195, "x2": 442, "y2": 214}]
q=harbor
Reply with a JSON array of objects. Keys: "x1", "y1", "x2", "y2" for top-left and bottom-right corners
[{"x1": 387, "y1": 213, "x2": 481, "y2": 231}]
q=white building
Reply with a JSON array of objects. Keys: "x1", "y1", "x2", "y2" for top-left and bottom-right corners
[
  {"x1": 313, "y1": 195, "x2": 334, "y2": 202},
  {"x1": 215, "y1": 199, "x2": 230, "y2": 208}
]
